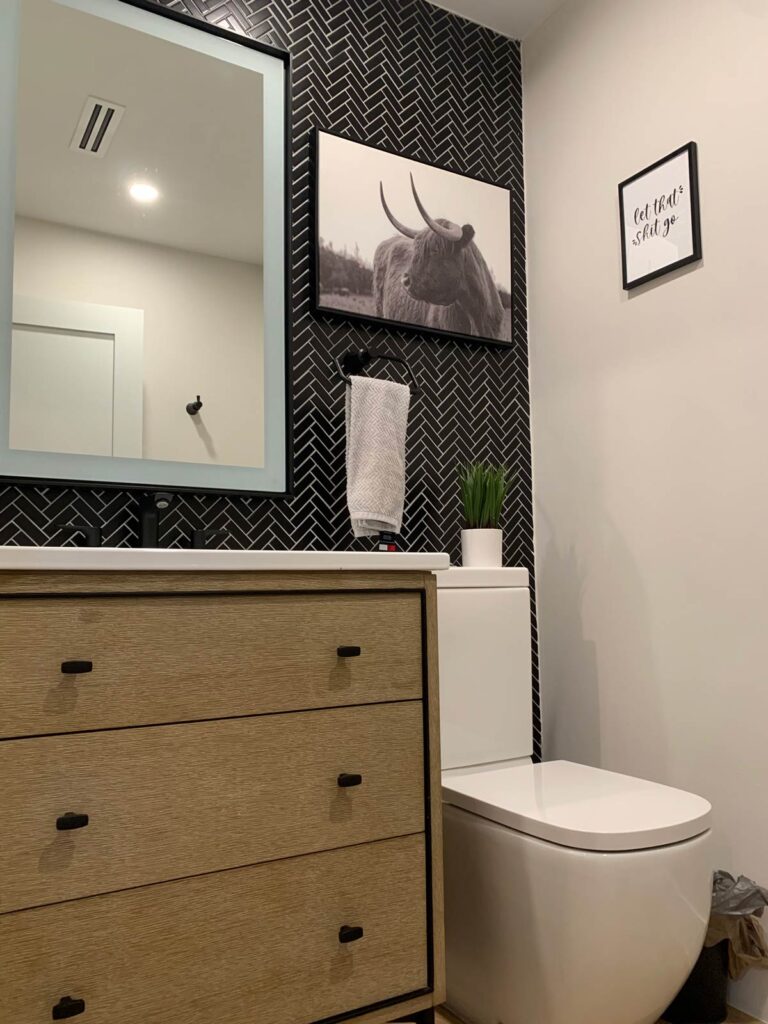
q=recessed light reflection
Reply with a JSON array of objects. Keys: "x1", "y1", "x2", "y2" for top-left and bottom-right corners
[{"x1": 129, "y1": 182, "x2": 159, "y2": 203}]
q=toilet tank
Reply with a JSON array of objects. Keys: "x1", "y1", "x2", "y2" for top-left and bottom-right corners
[{"x1": 436, "y1": 567, "x2": 532, "y2": 770}]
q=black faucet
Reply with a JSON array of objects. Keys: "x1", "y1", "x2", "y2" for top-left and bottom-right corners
[
  {"x1": 137, "y1": 492, "x2": 174, "y2": 548},
  {"x1": 55, "y1": 522, "x2": 102, "y2": 548}
]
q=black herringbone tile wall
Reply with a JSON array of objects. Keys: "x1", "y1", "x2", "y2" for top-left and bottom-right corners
[{"x1": 1, "y1": 0, "x2": 540, "y2": 756}]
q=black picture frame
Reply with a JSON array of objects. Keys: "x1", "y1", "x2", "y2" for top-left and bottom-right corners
[
  {"x1": 619, "y1": 141, "x2": 702, "y2": 291},
  {"x1": 311, "y1": 127, "x2": 515, "y2": 348},
  {"x1": 3, "y1": 0, "x2": 294, "y2": 500}
]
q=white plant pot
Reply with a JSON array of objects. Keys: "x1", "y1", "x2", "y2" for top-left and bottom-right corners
[{"x1": 461, "y1": 528, "x2": 503, "y2": 568}]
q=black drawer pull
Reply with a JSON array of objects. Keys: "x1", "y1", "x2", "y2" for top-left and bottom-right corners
[
  {"x1": 337, "y1": 646, "x2": 361, "y2": 658},
  {"x1": 61, "y1": 661, "x2": 93, "y2": 675},
  {"x1": 56, "y1": 812, "x2": 89, "y2": 832},
  {"x1": 339, "y1": 925, "x2": 364, "y2": 944},
  {"x1": 337, "y1": 773, "x2": 363, "y2": 788},
  {"x1": 52, "y1": 997, "x2": 86, "y2": 1020}
]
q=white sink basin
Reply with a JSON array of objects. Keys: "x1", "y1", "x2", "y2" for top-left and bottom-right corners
[{"x1": 0, "y1": 546, "x2": 450, "y2": 572}]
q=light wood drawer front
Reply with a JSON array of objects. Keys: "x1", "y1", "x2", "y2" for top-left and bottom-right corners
[
  {"x1": 0, "y1": 591, "x2": 423, "y2": 738},
  {"x1": 1, "y1": 702, "x2": 424, "y2": 913},
  {"x1": 1, "y1": 834, "x2": 428, "y2": 1024}
]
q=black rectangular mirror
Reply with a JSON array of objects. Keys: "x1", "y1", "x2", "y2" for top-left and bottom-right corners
[{"x1": 0, "y1": 0, "x2": 291, "y2": 495}]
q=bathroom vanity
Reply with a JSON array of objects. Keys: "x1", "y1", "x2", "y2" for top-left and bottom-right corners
[{"x1": 0, "y1": 550, "x2": 447, "y2": 1024}]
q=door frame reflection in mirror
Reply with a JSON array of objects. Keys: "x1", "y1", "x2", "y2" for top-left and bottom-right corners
[{"x1": 0, "y1": 0, "x2": 292, "y2": 496}]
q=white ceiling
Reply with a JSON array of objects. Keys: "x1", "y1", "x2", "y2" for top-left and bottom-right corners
[
  {"x1": 430, "y1": 0, "x2": 569, "y2": 40},
  {"x1": 16, "y1": 0, "x2": 263, "y2": 264}
]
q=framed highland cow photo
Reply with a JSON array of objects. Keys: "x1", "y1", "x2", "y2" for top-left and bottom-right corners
[{"x1": 312, "y1": 129, "x2": 514, "y2": 346}]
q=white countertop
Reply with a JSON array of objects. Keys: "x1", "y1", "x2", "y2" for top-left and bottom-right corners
[{"x1": 0, "y1": 546, "x2": 450, "y2": 573}]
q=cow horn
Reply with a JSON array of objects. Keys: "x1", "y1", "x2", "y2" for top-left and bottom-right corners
[
  {"x1": 410, "y1": 173, "x2": 464, "y2": 243},
  {"x1": 380, "y1": 182, "x2": 418, "y2": 239}
]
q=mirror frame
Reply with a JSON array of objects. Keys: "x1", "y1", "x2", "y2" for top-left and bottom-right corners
[{"x1": 0, "y1": 0, "x2": 293, "y2": 496}]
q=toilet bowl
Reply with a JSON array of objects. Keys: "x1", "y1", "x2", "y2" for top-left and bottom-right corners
[
  {"x1": 442, "y1": 760, "x2": 712, "y2": 1024},
  {"x1": 436, "y1": 569, "x2": 714, "y2": 1024}
]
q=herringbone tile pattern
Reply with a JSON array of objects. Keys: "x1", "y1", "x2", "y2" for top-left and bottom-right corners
[{"x1": 2, "y1": 0, "x2": 539, "y2": 756}]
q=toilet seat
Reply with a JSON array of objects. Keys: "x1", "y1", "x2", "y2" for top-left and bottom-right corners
[{"x1": 442, "y1": 759, "x2": 712, "y2": 852}]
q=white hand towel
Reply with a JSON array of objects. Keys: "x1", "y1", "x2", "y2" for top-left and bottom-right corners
[{"x1": 346, "y1": 376, "x2": 411, "y2": 538}]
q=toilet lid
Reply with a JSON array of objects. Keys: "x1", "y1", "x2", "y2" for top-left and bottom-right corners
[{"x1": 442, "y1": 760, "x2": 712, "y2": 852}]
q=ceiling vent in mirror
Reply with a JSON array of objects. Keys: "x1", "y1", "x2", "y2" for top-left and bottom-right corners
[{"x1": 69, "y1": 96, "x2": 125, "y2": 158}]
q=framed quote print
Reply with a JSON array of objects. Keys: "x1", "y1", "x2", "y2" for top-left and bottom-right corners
[{"x1": 619, "y1": 142, "x2": 702, "y2": 290}]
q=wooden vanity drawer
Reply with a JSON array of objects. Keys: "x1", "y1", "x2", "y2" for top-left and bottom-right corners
[
  {"x1": 1, "y1": 833, "x2": 428, "y2": 1024},
  {"x1": 0, "y1": 702, "x2": 425, "y2": 913},
  {"x1": 0, "y1": 590, "x2": 423, "y2": 738}
]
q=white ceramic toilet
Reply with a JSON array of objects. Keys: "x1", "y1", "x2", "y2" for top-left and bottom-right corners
[{"x1": 436, "y1": 567, "x2": 714, "y2": 1024}]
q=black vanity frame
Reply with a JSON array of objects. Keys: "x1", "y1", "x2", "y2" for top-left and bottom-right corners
[{"x1": 4, "y1": 0, "x2": 294, "y2": 499}]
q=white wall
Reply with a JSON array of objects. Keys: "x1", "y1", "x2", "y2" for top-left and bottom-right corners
[
  {"x1": 13, "y1": 216, "x2": 264, "y2": 468},
  {"x1": 524, "y1": 2, "x2": 768, "y2": 1018}
]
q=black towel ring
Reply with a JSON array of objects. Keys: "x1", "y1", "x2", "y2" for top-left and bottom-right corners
[{"x1": 334, "y1": 347, "x2": 421, "y2": 394}]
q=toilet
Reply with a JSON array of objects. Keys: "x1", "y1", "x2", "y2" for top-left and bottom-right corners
[{"x1": 436, "y1": 567, "x2": 714, "y2": 1024}]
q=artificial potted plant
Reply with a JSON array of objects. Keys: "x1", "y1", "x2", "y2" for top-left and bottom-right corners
[{"x1": 458, "y1": 462, "x2": 511, "y2": 568}]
